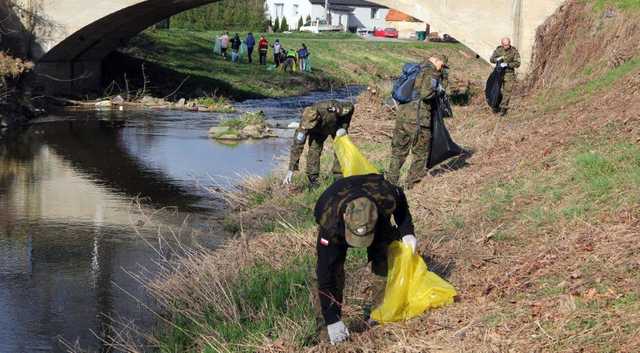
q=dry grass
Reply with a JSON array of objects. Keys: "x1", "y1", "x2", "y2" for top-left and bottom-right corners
[{"x1": 98, "y1": 2, "x2": 640, "y2": 352}]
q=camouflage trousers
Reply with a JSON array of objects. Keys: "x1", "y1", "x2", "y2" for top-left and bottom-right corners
[
  {"x1": 312, "y1": 260, "x2": 388, "y2": 341},
  {"x1": 500, "y1": 72, "x2": 516, "y2": 111},
  {"x1": 306, "y1": 133, "x2": 342, "y2": 178},
  {"x1": 387, "y1": 118, "x2": 431, "y2": 186}
]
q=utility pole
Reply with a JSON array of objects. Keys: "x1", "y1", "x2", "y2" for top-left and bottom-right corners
[{"x1": 324, "y1": 0, "x2": 330, "y2": 23}]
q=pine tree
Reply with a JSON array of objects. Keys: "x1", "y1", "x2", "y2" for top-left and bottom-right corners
[
  {"x1": 171, "y1": 0, "x2": 268, "y2": 31},
  {"x1": 280, "y1": 16, "x2": 288, "y2": 31},
  {"x1": 267, "y1": 17, "x2": 273, "y2": 32},
  {"x1": 306, "y1": 14, "x2": 311, "y2": 25},
  {"x1": 297, "y1": 16, "x2": 303, "y2": 30},
  {"x1": 273, "y1": 17, "x2": 280, "y2": 32}
]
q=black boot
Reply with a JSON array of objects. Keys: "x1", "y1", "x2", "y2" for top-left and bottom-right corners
[{"x1": 500, "y1": 108, "x2": 508, "y2": 116}]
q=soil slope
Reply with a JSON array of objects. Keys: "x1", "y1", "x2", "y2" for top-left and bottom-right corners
[{"x1": 137, "y1": 2, "x2": 639, "y2": 352}]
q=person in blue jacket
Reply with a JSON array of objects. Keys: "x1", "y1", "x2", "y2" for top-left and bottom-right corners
[{"x1": 245, "y1": 32, "x2": 256, "y2": 64}]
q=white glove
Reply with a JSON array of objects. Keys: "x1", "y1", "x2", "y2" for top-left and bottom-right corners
[
  {"x1": 500, "y1": 63, "x2": 509, "y2": 68},
  {"x1": 437, "y1": 84, "x2": 446, "y2": 93},
  {"x1": 495, "y1": 56, "x2": 504, "y2": 62},
  {"x1": 402, "y1": 234, "x2": 417, "y2": 253},
  {"x1": 336, "y1": 128, "x2": 347, "y2": 137},
  {"x1": 283, "y1": 170, "x2": 294, "y2": 185},
  {"x1": 327, "y1": 321, "x2": 350, "y2": 345}
]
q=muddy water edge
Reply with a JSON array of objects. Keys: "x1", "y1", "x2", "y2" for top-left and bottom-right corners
[{"x1": 0, "y1": 87, "x2": 361, "y2": 353}]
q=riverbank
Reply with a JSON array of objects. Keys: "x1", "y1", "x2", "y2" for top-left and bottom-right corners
[
  {"x1": 114, "y1": 30, "x2": 485, "y2": 100},
  {"x1": 137, "y1": 2, "x2": 640, "y2": 352},
  {"x1": 0, "y1": 53, "x2": 36, "y2": 140}
]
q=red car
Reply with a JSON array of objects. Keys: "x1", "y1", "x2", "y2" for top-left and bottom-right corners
[{"x1": 373, "y1": 27, "x2": 399, "y2": 38}]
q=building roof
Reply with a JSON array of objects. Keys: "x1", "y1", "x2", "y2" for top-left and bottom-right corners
[
  {"x1": 385, "y1": 9, "x2": 421, "y2": 22},
  {"x1": 309, "y1": 0, "x2": 387, "y2": 9}
]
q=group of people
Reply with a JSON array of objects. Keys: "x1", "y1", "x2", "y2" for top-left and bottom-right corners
[
  {"x1": 280, "y1": 37, "x2": 521, "y2": 345},
  {"x1": 215, "y1": 32, "x2": 311, "y2": 72}
]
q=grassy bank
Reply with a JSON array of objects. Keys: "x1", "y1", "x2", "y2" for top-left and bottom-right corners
[
  {"x1": 119, "y1": 1, "x2": 640, "y2": 352},
  {"x1": 119, "y1": 30, "x2": 485, "y2": 100}
]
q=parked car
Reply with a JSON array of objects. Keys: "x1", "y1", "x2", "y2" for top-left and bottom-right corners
[
  {"x1": 300, "y1": 20, "x2": 343, "y2": 33},
  {"x1": 357, "y1": 28, "x2": 373, "y2": 37},
  {"x1": 373, "y1": 27, "x2": 399, "y2": 38}
]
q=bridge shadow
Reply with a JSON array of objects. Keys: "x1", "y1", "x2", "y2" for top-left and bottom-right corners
[
  {"x1": 27, "y1": 119, "x2": 205, "y2": 211},
  {"x1": 102, "y1": 51, "x2": 266, "y2": 101}
]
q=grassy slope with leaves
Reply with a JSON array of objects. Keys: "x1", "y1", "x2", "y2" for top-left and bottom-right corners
[
  {"x1": 121, "y1": 31, "x2": 480, "y2": 100},
  {"x1": 144, "y1": 1, "x2": 639, "y2": 352}
]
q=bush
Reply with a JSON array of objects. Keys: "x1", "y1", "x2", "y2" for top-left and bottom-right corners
[{"x1": 221, "y1": 111, "x2": 267, "y2": 129}]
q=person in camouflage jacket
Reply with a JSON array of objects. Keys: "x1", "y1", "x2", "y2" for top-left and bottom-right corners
[
  {"x1": 489, "y1": 37, "x2": 521, "y2": 116},
  {"x1": 284, "y1": 100, "x2": 354, "y2": 186}
]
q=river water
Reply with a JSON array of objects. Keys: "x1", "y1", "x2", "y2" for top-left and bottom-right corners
[{"x1": 0, "y1": 87, "x2": 360, "y2": 353}]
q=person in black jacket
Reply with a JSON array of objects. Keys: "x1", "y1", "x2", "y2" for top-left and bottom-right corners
[
  {"x1": 230, "y1": 33, "x2": 241, "y2": 63},
  {"x1": 313, "y1": 173, "x2": 418, "y2": 344}
]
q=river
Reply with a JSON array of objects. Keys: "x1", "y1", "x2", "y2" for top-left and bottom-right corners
[{"x1": 0, "y1": 87, "x2": 360, "y2": 353}]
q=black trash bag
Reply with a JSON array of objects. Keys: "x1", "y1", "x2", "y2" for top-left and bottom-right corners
[
  {"x1": 485, "y1": 66, "x2": 505, "y2": 111},
  {"x1": 439, "y1": 93, "x2": 454, "y2": 118},
  {"x1": 427, "y1": 97, "x2": 464, "y2": 169}
]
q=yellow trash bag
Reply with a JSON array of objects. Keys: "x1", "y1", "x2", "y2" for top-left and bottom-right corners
[
  {"x1": 371, "y1": 241, "x2": 457, "y2": 323},
  {"x1": 333, "y1": 135, "x2": 379, "y2": 177}
]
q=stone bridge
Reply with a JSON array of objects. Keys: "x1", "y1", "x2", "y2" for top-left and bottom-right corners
[{"x1": 5, "y1": 0, "x2": 564, "y2": 94}]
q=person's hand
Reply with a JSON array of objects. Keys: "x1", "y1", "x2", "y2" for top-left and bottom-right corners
[
  {"x1": 437, "y1": 84, "x2": 446, "y2": 94},
  {"x1": 327, "y1": 321, "x2": 350, "y2": 345},
  {"x1": 283, "y1": 170, "x2": 294, "y2": 185},
  {"x1": 402, "y1": 234, "x2": 417, "y2": 253},
  {"x1": 336, "y1": 128, "x2": 347, "y2": 137},
  {"x1": 500, "y1": 63, "x2": 509, "y2": 68},
  {"x1": 495, "y1": 56, "x2": 504, "y2": 62}
]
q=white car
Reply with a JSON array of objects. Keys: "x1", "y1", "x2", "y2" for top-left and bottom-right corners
[{"x1": 300, "y1": 20, "x2": 343, "y2": 33}]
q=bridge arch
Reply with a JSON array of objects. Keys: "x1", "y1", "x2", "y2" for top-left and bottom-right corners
[
  {"x1": 30, "y1": 0, "x2": 217, "y2": 93},
  {"x1": 21, "y1": 0, "x2": 564, "y2": 94}
]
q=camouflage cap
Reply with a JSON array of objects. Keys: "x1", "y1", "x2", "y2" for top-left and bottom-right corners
[
  {"x1": 337, "y1": 101, "x2": 354, "y2": 117},
  {"x1": 300, "y1": 107, "x2": 320, "y2": 130},
  {"x1": 343, "y1": 197, "x2": 378, "y2": 248}
]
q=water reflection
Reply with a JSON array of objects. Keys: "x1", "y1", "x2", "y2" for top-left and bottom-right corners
[{"x1": 0, "y1": 86, "x2": 361, "y2": 353}]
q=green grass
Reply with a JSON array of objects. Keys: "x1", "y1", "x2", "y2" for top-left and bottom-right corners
[
  {"x1": 123, "y1": 29, "x2": 468, "y2": 99},
  {"x1": 221, "y1": 111, "x2": 267, "y2": 130},
  {"x1": 159, "y1": 257, "x2": 316, "y2": 353},
  {"x1": 195, "y1": 95, "x2": 236, "y2": 112},
  {"x1": 566, "y1": 56, "x2": 640, "y2": 100},
  {"x1": 591, "y1": 0, "x2": 640, "y2": 11},
  {"x1": 480, "y1": 142, "x2": 640, "y2": 232}
]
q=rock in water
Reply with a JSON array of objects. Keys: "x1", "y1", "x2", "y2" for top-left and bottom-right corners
[
  {"x1": 208, "y1": 127, "x2": 229, "y2": 136},
  {"x1": 241, "y1": 124, "x2": 262, "y2": 138},
  {"x1": 111, "y1": 95, "x2": 125, "y2": 105}
]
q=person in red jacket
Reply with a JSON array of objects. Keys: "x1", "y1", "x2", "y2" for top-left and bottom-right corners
[{"x1": 258, "y1": 35, "x2": 269, "y2": 65}]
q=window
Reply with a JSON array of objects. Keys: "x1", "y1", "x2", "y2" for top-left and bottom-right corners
[
  {"x1": 293, "y1": 4, "x2": 299, "y2": 16},
  {"x1": 275, "y1": 3, "x2": 284, "y2": 18},
  {"x1": 371, "y1": 8, "x2": 378, "y2": 19}
]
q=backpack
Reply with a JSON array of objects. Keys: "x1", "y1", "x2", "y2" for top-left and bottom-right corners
[{"x1": 392, "y1": 63, "x2": 424, "y2": 104}]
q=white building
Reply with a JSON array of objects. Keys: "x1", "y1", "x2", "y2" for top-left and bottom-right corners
[{"x1": 266, "y1": 0, "x2": 388, "y2": 32}]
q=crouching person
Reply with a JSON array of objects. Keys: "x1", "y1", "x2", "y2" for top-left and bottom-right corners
[
  {"x1": 283, "y1": 100, "x2": 354, "y2": 187},
  {"x1": 313, "y1": 173, "x2": 418, "y2": 344}
]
